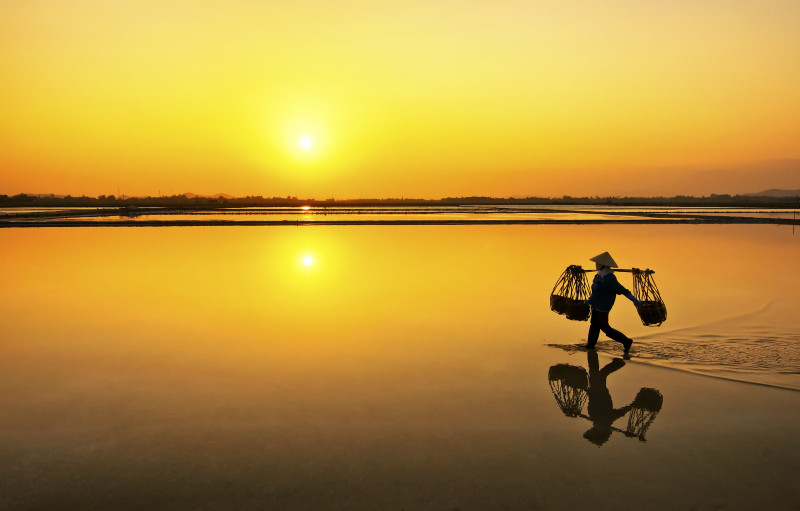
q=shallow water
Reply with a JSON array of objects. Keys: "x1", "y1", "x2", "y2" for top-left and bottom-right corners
[
  {"x1": 549, "y1": 300, "x2": 800, "y2": 390},
  {"x1": 633, "y1": 300, "x2": 800, "y2": 389},
  {"x1": 557, "y1": 205, "x2": 800, "y2": 219},
  {"x1": 16, "y1": 210, "x2": 642, "y2": 223},
  {"x1": 1, "y1": 224, "x2": 798, "y2": 508},
  {"x1": 2, "y1": 224, "x2": 798, "y2": 386},
  {"x1": 3, "y1": 205, "x2": 799, "y2": 225}
]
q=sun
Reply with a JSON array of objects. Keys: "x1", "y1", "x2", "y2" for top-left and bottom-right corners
[{"x1": 296, "y1": 133, "x2": 315, "y2": 152}]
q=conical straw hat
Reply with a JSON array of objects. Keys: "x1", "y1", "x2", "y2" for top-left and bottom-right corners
[{"x1": 590, "y1": 251, "x2": 618, "y2": 268}]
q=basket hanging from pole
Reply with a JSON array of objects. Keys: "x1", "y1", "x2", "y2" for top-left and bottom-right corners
[
  {"x1": 549, "y1": 265, "x2": 591, "y2": 321},
  {"x1": 632, "y1": 269, "x2": 667, "y2": 327}
]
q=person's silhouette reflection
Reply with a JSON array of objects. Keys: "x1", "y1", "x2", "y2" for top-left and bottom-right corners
[
  {"x1": 547, "y1": 349, "x2": 664, "y2": 446},
  {"x1": 583, "y1": 350, "x2": 631, "y2": 446}
]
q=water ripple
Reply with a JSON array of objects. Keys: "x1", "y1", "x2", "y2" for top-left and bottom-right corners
[{"x1": 550, "y1": 300, "x2": 800, "y2": 391}]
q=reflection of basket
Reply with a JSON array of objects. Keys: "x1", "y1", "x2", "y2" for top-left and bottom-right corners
[
  {"x1": 548, "y1": 364, "x2": 589, "y2": 417},
  {"x1": 632, "y1": 387, "x2": 663, "y2": 411},
  {"x1": 625, "y1": 387, "x2": 663, "y2": 441},
  {"x1": 636, "y1": 300, "x2": 667, "y2": 327},
  {"x1": 550, "y1": 266, "x2": 590, "y2": 322},
  {"x1": 632, "y1": 269, "x2": 667, "y2": 327}
]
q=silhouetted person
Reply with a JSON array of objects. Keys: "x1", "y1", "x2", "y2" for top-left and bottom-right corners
[
  {"x1": 583, "y1": 349, "x2": 632, "y2": 446},
  {"x1": 585, "y1": 251, "x2": 640, "y2": 353}
]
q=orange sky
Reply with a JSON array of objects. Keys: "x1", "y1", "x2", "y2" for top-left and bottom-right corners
[{"x1": 1, "y1": 1, "x2": 799, "y2": 198}]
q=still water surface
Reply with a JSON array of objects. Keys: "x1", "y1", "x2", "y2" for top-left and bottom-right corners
[
  {"x1": 4, "y1": 205, "x2": 799, "y2": 224},
  {"x1": 2, "y1": 224, "x2": 798, "y2": 389},
  {"x1": 0, "y1": 224, "x2": 798, "y2": 508}
]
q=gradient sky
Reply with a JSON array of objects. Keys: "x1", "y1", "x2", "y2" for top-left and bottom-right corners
[{"x1": 2, "y1": 0, "x2": 799, "y2": 198}]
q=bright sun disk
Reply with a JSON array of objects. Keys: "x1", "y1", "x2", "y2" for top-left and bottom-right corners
[{"x1": 297, "y1": 134, "x2": 315, "y2": 152}]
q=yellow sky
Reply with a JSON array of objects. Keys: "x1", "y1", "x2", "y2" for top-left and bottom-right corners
[{"x1": 1, "y1": 0, "x2": 799, "y2": 198}]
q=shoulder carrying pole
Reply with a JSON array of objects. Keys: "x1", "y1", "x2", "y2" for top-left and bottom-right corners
[{"x1": 585, "y1": 268, "x2": 655, "y2": 274}]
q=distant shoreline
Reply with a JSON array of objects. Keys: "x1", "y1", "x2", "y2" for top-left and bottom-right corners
[
  {"x1": 2, "y1": 218, "x2": 798, "y2": 228},
  {"x1": 2, "y1": 194, "x2": 799, "y2": 209}
]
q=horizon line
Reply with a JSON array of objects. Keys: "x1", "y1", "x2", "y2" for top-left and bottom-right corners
[{"x1": 4, "y1": 189, "x2": 800, "y2": 202}]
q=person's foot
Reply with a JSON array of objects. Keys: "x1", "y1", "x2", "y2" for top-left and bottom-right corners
[{"x1": 623, "y1": 339, "x2": 633, "y2": 353}]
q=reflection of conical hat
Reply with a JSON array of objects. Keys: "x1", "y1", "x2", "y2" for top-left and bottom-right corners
[{"x1": 590, "y1": 252, "x2": 618, "y2": 268}]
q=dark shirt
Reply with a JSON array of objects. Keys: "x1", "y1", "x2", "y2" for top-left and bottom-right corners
[{"x1": 587, "y1": 272, "x2": 634, "y2": 312}]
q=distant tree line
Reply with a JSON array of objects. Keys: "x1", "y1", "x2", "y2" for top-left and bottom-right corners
[{"x1": 0, "y1": 193, "x2": 798, "y2": 208}]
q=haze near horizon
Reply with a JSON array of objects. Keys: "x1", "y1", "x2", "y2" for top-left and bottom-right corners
[{"x1": 2, "y1": 1, "x2": 799, "y2": 198}]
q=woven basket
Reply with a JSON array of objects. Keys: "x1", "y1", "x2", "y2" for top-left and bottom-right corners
[
  {"x1": 632, "y1": 269, "x2": 667, "y2": 327},
  {"x1": 564, "y1": 298, "x2": 590, "y2": 321},
  {"x1": 549, "y1": 265, "x2": 590, "y2": 322},
  {"x1": 550, "y1": 294, "x2": 568, "y2": 315},
  {"x1": 636, "y1": 300, "x2": 667, "y2": 327}
]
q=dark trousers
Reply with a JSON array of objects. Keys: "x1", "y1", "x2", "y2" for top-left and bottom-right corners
[{"x1": 586, "y1": 309, "x2": 632, "y2": 348}]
